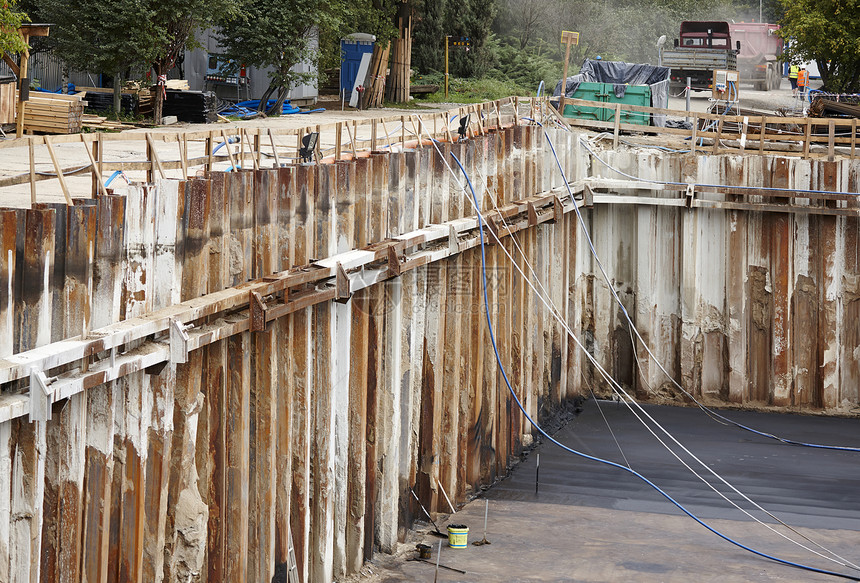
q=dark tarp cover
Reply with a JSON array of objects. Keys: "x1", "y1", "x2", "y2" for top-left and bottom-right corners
[{"x1": 553, "y1": 59, "x2": 671, "y2": 126}]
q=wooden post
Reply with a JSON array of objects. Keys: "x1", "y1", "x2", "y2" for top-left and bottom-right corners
[
  {"x1": 81, "y1": 135, "x2": 108, "y2": 197},
  {"x1": 221, "y1": 129, "x2": 237, "y2": 169},
  {"x1": 371, "y1": 120, "x2": 377, "y2": 152},
  {"x1": 612, "y1": 103, "x2": 621, "y2": 149},
  {"x1": 851, "y1": 119, "x2": 857, "y2": 160},
  {"x1": 268, "y1": 128, "x2": 280, "y2": 167},
  {"x1": 207, "y1": 131, "x2": 215, "y2": 172},
  {"x1": 335, "y1": 122, "x2": 342, "y2": 161},
  {"x1": 15, "y1": 49, "x2": 28, "y2": 138},
  {"x1": 254, "y1": 131, "x2": 262, "y2": 168},
  {"x1": 712, "y1": 118, "x2": 723, "y2": 154},
  {"x1": 690, "y1": 117, "x2": 698, "y2": 154},
  {"x1": 802, "y1": 120, "x2": 811, "y2": 159},
  {"x1": 44, "y1": 136, "x2": 73, "y2": 205},
  {"x1": 558, "y1": 31, "x2": 579, "y2": 115},
  {"x1": 827, "y1": 120, "x2": 835, "y2": 162},
  {"x1": 29, "y1": 138, "x2": 36, "y2": 206},
  {"x1": 146, "y1": 133, "x2": 166, "y2": 180},
  {"x1": 759, "y1": 116, "x2": 766, "y2": 154},
  {"x1": 178, "y1": 134, "x2": 188, "y2": 177}
]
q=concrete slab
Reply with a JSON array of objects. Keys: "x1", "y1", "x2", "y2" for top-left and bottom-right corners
[{"x1": 357, "y1": 401, "x2": 860, "y2": 582}]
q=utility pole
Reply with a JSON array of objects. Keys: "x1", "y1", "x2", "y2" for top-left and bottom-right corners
[{"x1": 445, "y1": 36, "x2": 449, "y2": 100}]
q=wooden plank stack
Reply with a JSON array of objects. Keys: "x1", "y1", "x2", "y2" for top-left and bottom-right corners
[
  {"x1": 385, "y1": 2, "x2": 412, "y2": 103},
  {"x1": 21, "y1": 92, "x2": 86, "y2": 134},
  {"x1": 81, "y1": 113, "x2": 136, "y2": 131},
  {"x1": 362, "y1": 42, "x2": 391, "y2": 109}
]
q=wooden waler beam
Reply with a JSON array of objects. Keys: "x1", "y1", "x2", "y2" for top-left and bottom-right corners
[{"x1": 0, "y1": 187, "x2": 579, "y2": 423}]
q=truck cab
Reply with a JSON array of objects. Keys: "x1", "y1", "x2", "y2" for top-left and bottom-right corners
[
  {"x1": 677, "y1": 21, "x2": 733, "y2": 49},
  {"x1": 661, "y1": 21, "x2": 738, "y2": 92}
]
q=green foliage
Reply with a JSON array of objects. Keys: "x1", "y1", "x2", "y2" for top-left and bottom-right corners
[
  {"x1": 217, "y1": 0, "x2": 322, "y2": 92},
  {"x1": 317, "y1": 0, "x2": 398, "y2": 76},
  {"x1": 219, "y1": 0, "x2": 396, "y2": 96},
  {"x1": 778, "y1": 0, "x2": 860, "y2": 92},
  {"x1": 489, "y1": 36, "x2": 561, "y2": 91},
  {"x1": 412, "y1": 0, "x2": 445, "y2": 73},
  {"x1": 412, "y1": 0, "x2": 497, "y2": 77},
  {"x1": 0, "y1": 0, "x2": 29, "y2": 55},
  {"x1": 417, "y1": 74, "x2": 531, "y2": 102},
  {"x1": 35, "y1": 0, "x2": 154, "y2": 76}
]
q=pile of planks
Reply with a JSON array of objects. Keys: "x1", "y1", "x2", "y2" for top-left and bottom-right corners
[
  {"x1": 384, "y1": 1, "x2": 412, "y2": 103},
  {"x1": 21, "y1": 92, "x2": 86, "y2": 134},
  {"x1": 361, "y1": 42, "x2": 391, "y2": 109},
  {"x1": 81, "y1": 113, "x2": 136, "y2": 131}
]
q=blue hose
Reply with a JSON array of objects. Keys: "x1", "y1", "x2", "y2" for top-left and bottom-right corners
[{"x1": 450, "y1": 149, "x2": 860, "y2": 581}]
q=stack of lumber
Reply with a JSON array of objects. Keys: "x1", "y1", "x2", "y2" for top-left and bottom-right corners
[
  {"x1": 385, "y1": 2, "x2": 412, "y2": 103},
  {"x1": 163, "y1": 89, "x2": 217, "y2": 123},
  {"x1": 21, "y1": 92, "x2": 86, "y2": 134},
  {"x1": 361, "y1": 42, "x2": 391, "y2": 109}
]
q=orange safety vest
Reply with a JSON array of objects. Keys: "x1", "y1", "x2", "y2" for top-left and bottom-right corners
[
  {"x1": 789, "y1": 65, "x2": 799, "y2": 79},
  {"x1": 797, "y1": 69, "x2": 809, "y2": 87}
]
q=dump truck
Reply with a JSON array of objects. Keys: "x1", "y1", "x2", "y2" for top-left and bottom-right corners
[
  {"x1": 661, "y1": 21, "x2": 738, "y2": 92},
  {"x1": 729, "y1": 22, "x2": 783, "y2": 91}
]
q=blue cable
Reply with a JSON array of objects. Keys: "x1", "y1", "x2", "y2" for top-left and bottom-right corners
[
  {"x1": 537, "y1": 80, "x2": 544, "y2": 99},
  {"x1": 528, "y1": 117, "x2": 860, "y2": 453},
  {"x1": 449, "y1": 149, "x2": 860, "y2": 581}
]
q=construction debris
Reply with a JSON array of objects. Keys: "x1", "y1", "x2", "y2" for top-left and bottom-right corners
[{"x1": 809, "y1": 97, "x2": 860, "y2": 119}]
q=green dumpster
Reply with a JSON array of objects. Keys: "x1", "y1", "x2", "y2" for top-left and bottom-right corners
[{"x1": 563, "y1": 82, "x2": 651, "y2": 126}]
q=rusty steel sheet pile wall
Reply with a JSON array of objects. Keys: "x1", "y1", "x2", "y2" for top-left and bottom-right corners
[
  {"x1": 582, "y1": 147, "x2": 860, "y2": 410},
  {"x1": 0, "y1": 121, "x2": 858, "y2": 582},
  {"x1": 0, "y1": 124, "x2": 580, "y2": 582}
]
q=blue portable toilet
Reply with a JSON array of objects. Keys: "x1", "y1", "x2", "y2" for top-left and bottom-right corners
[{"x1": 341, "y1": 33, "x2": 376, "y2": 94}]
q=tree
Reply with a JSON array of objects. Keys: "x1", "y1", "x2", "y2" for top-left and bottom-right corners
[
  {"x1": 0, "y1": 0, "x2": 28, "y2": 55},
  {"x1": 216, "y1": 0, "x2": 327, "y2": 114},
  {"x1": 218, "y1": 0, "x2": 395, "y2": 113},
  {"x1": 778, "y1": 0, "x2": 860, "y2": 92},
  {"x1": 147, "y1": 0, "x2": 235, "y2": 123},
  {"x1": 33, "y1": 0, "x2": 153, "y2": 111}
]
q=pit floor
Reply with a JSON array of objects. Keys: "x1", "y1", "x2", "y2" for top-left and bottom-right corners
[{"x1": 358, "y1": 400, "x2": 860, "y2": 582}]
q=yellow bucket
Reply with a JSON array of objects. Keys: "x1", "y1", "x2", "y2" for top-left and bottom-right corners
[{"x1": 447, "y1": 524, "x2": 469, "y2": 548}]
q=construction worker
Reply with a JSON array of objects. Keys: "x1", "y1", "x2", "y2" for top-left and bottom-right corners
[
  {"x1": 789, "y1": 64, "x2": 799, "y2": 95},
  {"x1": 797, "y1": 66, "x2": 809, "y2": 99}
]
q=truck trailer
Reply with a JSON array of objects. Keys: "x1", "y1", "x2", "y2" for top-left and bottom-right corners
[{"x1": 729, "y1": 22, "x2": 783, "y2": 91}]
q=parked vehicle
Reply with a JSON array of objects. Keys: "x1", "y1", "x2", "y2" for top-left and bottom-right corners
[
  {"x1": 660, "y1": 21, "x2": 738, "y2": 92},
  {"x1": 729, "y1": 22, "x2": 783, "y2": 91}
]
